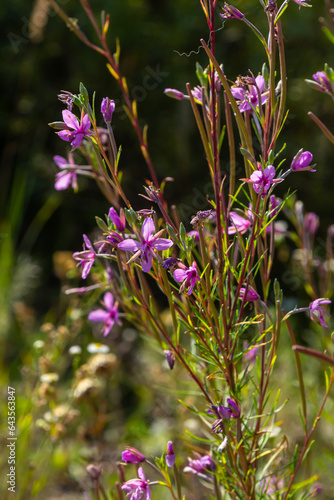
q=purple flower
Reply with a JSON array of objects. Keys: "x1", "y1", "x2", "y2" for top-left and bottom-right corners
[
  {"x1": 183, "y1": 453, "x2": 215, "y2": 475},
  {"x1": 209, "y1": 399, "x2": 240, "y2": 420},
  {"x1": 190, "y1": 209, "x2": 216, "y2": 226},
  {"x1": 259, "y1": 475, "x2": 284, "y2": 495},
  {"x1": 269, "y1": 195, "x2": 281, "y2": 216},
  {"x1": 239, "y1": 286, "x2": 260, "y2": 302},
  {"x1": 291, "y1": 150, "x2": 315, "y2": 172},
  {"x1": 228, "y1": 212, "x2": 252, "y2": 235},
  {"x1": 220, "y1": 3, "x2": 244, "y2": 20},
  {"x1": 313, "y1": 71, "x2": 332, "y2": 94},
  {"x1": 122, "y1": 467, "x2": 150, "y2": 500},
  {"x1": 191, "y1": 85, "x2": 205, "y2": 104},
  {"x1": 164, "y1": 349, "x2": 176, "y2": 370},
  {"x1": 109, "y1": 207, "x2": 126, "y2": 232},
  {"x1": 304, "y1": 212, "x2": 319, "y2": 236},
  {"x1": 58, "y1": 92, "x2": 74, "y2": 111},
  {"x1": 101, "y1": 97, "x2": 115, "y2": 123},
  {"x1": 88, "y1": 292, "x2": 121, "y2": 336},
  {"x1": 291, "y1": 0, "x2": 311, "y2": 7},
  {"x1": 58, "y1": 110, "x2": 92, "y2": 148},
  {"x1": 231, "y1": 75, "x2": 268, "y2": 113},
  {"x1": 244, "y1": 343, "x2": 260, "y2": 364},
  {"x1": 122, "y1": 447, "x2": 145, "y2": 464},
  {"x1": 187, "y1": 230, "x2": 200, "y2": 241},
  {"x1": 309, "y1": 299, "x2": 331, "y2": 328},
  {"x1": 226, "y1": 398, "x2": 240, "y2": 417},
  {"x1": 173, "y1": 261, "x2": 201, "y2": 295},
  {"x1": 162, "y1": 257, "x2": 180, "y2": 270},
  {"x1": 54, "y1": 154, "x2": 78, "y2": 191},
  {"x1": 164, "y1": 88, "x2": 185, "y2": 101},
  {"x1": 118, "y1": 218, "x2": 173, "y2": 273},
  {"x1": 73, "y1": 235, "x2": 96, "y2": 279},
  {"x1": 166, "y1": 441, "x2": 176, "y2": 468},
  {"x1": 244, "y1": 165, "x2": 281, "y2": 195}
]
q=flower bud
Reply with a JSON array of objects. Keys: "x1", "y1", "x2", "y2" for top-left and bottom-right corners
[
  {"x1": 164, "y1": 349, "x2": 176, "y2": 369},
  {"x1": 101, "y1": 97, "x2": 115, "y2": 123},
  {"x1": 291, "y1": 150, "x2": 315, "y2": 172},
  {"x1": 220, "y1": 3, "x2": 244, "y2": 20},
  {"x1": 86, "y1": 464, "x2": 101, "y2": 481},
  {"x1": 122, "y1": 447, "x2": 145, "y2": 463},
  {"x1": 164, "y1": 88, "x2": 185, "y2": 101},
  {"x1": 304, "y1": 212, "x2": 319, "y2": 236},
  {"x1": 166, "y1": 441, "x2": 176, "y2": 467}
]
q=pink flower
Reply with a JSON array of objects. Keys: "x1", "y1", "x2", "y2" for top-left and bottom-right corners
[
  {"x1": 244, "y1": 165, "x2": 281, "y2": 195},
  {"x1": 291, "y1": 150, "x2": 315, "y2": 172},
  {"x1": 122, "y1": 467, "x2": 151, "y2": 500},
  {"x1": 58, "y1": 110, "x2": 92, "y2": 148},
  {"x1": 101, "y1": 97, "x2": 115, "y2": 124},
  {"x1": 173, "y1": 261, "x2": 201, "y2": 295},
  {"x1": 164, "y1": 349, "x2": 176, "y2": 370},
  {"x1": 309, "y1": 299, "x2": 331, "y2": 328},
  {"x1": 122, "y1": 447, "x2": 145, "y2": 464},
  {"x1": 88, "y1": 292, "x2": 121, "y2": 336},
  {"x1": 220, "y1": 3, "x2": 244, "y2": 20},
  {"x1": 53, "y1": 153, "x2": 92, "y2": 191},
  {"x1": 109, "y1": 207, "x2": 126, "y2": 232},
  {"x1": 291, "y1": 0, "x2": 311, "y2": 7},
  {"x1": 313, "y1": 71, "x2": 332, "y2": 94},
  {"x1": 166, "y1": 441, "x2": 176, "y2": 468},
  {"x1": 231, "y1": 75, "x2": 268, "y2": 113},
  {"x1": 228, "y1": 212, "x2": 252, "y2": 235},
  {"x1": 183, "y1": 453, "x2": 215, "y2": 476},
  {"x1": 73, "y1": 235, "x2": 96, "y2": 279},
  {"x1": 164, "y1": 88, "x2": 185, "y2": 101},
  {"x1": 54, "y1": 154, "x2": 78, "y2": 191},
  {"x1": 239, "y1": 286, "x2": 259, "y2": 302},
  {"x1": 118, "y1": 218, "x2": 173, "y2": 273}
]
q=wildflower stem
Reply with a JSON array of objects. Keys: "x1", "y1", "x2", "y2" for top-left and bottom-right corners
[
  {"x1": 285, "y1": 317, "x2": 307, "y2": 431},
  {"x1": 186, "y1": 83, "x2": 214, "y2": 168},
  {"x1": 282, "y1": 370, "x2": 334, "y2": 499},
  {"x1": 272, "y1": 15, "x2": 287, "y2": 148},
  {"x1": 308, "y1": 112, "x2": 334, "y2": 144},
  {"x1": 173, "y1": 464, "x2": 182, "y2": 500},
  {"x1": 224, "y1": 91, "x2": 236, "y2": 208},
  {"x1": 46, "y1": 0, "x2": 105, "y2": 55}
]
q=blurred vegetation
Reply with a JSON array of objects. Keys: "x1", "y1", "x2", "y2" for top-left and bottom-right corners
[{"x1": 1, "y1": 0, "x2": 334, "y2": 498}]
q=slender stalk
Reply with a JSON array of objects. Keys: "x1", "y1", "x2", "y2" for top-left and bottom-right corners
[
  {"x1": 285, "y1": 318, "x2": 307, "y2": 431},
  {"x1": 282, "y1": 371, "x2": 334, "y2": 500}
]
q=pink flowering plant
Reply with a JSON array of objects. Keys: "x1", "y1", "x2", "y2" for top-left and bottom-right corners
[{"x1": 42, "y1": 0, "x2": 334, "y2": 499}]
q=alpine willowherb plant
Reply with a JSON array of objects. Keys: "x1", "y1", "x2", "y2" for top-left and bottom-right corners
[{"x1": 45, "y1": 0, "x2": 334, "y2": 499}]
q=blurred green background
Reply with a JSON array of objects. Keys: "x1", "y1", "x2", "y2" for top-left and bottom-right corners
[{"x1": 1, "y1": 0, "x2": 334, "y2": 498}]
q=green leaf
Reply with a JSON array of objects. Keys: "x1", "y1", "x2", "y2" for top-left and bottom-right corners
[{"x1": 95, "y1": 216, "x2": 108, "y2": 232}]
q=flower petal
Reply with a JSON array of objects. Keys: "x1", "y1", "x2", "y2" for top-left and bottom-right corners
[
  {"x1": 62, "y1": 110, "x2": 79, "y2": 130},
  {"x1": 103, "y1": 292, "x2": 114, "y2": 310},
  {"x1": 88, "y1": 309, "x2": 110, "y2": 322},
  {"x1": 83, "y1": 234, "x2": 93, "y2": 249},
  {"x1": 82, "y1": 260, "x2": 94, "y2": 279},
  {"x1": 53, "y1": 155, "x2": 68, "y2": 168},
  {"x1": 152, "y1": 238, "x2": 173, "y2": 251},
  {"x1": 264, "y1": 165, "x2": 276, "y2": 181},
  {"x1": 55, "y1": 171, "x2": 72, "y2": 190},
  {"x1": 173, "y1": 269, "x2": 187, "y2": 282},
  {"x1": 141, "y1": 217, "x2": 155, "y2": 241},
  {"x1": 118, "y1": 239, "x2": 141, "y2": 252},
  {"x1": 58, "y1": 130, "x2": 76, "y2": 142},
  {"x1": 81, "y1": 113, "x2": 92, "y2": 133},
  {"x1": 255, "y1": 75, "x2": 265, "y2": 93},
  {"x1": 71, "y1": 133, "x2": 84, "y2": 148},
  {"x1": 141, "y1": 252, "x2": 153, "y2": 272}
]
